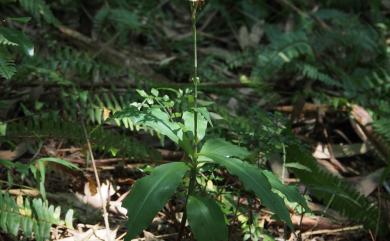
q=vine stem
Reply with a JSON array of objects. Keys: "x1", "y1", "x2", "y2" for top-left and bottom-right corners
[{"x1": 177, "y1": 3, "x2": 199, "y2": 241}]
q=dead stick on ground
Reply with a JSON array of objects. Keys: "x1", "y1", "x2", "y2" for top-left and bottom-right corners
[
  {"x1": 81, "y1": 120, "x2": 112, "y2": 241},
  {"x1": 301, "y1": 225, "x2": 363, "y2": 238}
]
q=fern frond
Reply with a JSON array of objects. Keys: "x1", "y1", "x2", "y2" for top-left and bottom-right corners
[
  {"x1": 109, "y1": 9, "x2": 140, "y2": 31},
  {"x1": 311, "y1": 10, "x2": 381, "y2": 61},
  {"x1": 256, "y1": 30, "x2": 314, "y2": 79},
  {"x1": 299, "y1": 63, "x2": 340, "y2": 86},
  {"x1": 287, "y1": 145, "x2": 389, "y2": 236},
  {"x1": 19, "y1": 0, "x2": 59, "y2": 25},
  {"x1": 0, "y1": 54, "x2": 16, "y2": 80},
  {"x1": 70, "y1": 92, "x2": 156, "y2": 134},
  {"x1": 93, "y1": 6, "x2": 111, "y2": 34},
  {"x1": 216, "y1": 103, "x2": 389, "y2": 235},
  {"x1": 0, "y1": 34, "x2": 18, "y2": 46},
  {"x1": 46, "y1": 46, "x2": 120, "y2": 76},
  {"x1": 0, "y1": 192, "x2": 73, "y2": 241},
  {"x1": 7, "y1": 116, "x2": 159, "y2": 160},
  {"x1": 373, "y1": 118, "x2": 390, "y2": 144},
  {"x1": 93, "y1": 7, "x2": 141, "y2": 34}
]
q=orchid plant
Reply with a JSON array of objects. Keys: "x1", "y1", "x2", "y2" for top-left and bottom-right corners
[{"x1": 113, "y1": 1, "x2": 308, "y2": 240}]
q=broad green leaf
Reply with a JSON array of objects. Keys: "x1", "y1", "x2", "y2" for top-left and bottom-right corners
[
  {"x1": 0, "y1": 122, "x2": 6, "y2": 136},
  {"x1": 179, "y1": 131, "x2": 194, "y2": 156},
  {"x1": 144, "y1": 108, "x2": 182, "y2": 143},
  {"x1": 195, "y1": 107, "x2": 213, "y2": 127},
  {"x1": 200, "y1": 138, "x2": 250, "y2": 159},
  {"x1": 187, "y1": 195, "x2": 228, "y2": 241},
  {"x1": 124, "y1": 162, "x2": 189, "y2": 240},
  {"x1": 201, "y1": 153, "x2": 292, "y2": 228},
  {"x1": 262, "y1": 170, "x2": 309, "y2": 211},
  {"x1": 182, "y1": 111, "x2": 208, "y2": 141}
]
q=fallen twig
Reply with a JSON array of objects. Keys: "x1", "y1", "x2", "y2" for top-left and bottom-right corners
[
  {"x1": 350, "y1": 105, "x2": 390, "y2": 161},
  {"x1": 301, "y1": 225, "x2": 363, "y2": 238},
  {"x1": 81, "y1": 119, "x2": 112, "y2": 241}
]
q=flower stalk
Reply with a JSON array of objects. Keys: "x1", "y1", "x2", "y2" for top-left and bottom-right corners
[{"x1": 177, "y1": 2, "x2": 203, "y2": 240}]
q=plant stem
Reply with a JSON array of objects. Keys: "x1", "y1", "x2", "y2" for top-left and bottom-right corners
[
  {"x1": 177, "y1": 4, "x2": 200, "y2": 241},
  {"x1": 177, "y1": 168, "x2": 197, "y2": 241},
  {"x1": 192, "y1": 4, "x2": 199, "y2": 155}
]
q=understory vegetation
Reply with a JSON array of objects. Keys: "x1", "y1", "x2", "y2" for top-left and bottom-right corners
[{"x1": 1, "y1": 0, "x2": 390, "y2": 240}]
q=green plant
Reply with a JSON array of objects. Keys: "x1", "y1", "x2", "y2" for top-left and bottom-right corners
[
  {"x1": 0, "y1": 192, "x2": 73, "y2": 241},
  {"x1": 0, "y1": 17, "x2": 34, "y2": 80},
  {"x1": 286, "y1": 144, "x2": 389, "y2": 236},
  {"x1": 6, "y1": 115, "x2": 159, "y2": 160},
  {"x1": 0, "y1": 157, "x2": 75, "y2": 240},
  {"x1": 1, "y1": 156, "x2": 79, "y2": 200},
  {"x1": 116, "y1": 2, "x2": 308, "y2": 241}
]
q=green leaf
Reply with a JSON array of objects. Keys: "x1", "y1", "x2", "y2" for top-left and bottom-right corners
[
  {"x1": 187, "y1": 195, "x2": 228, "y2": 241},
  {"x1": 0, "y1": 123, "x2": 7, "y2": 137},
  {"x1": 124, "y1": 162, "x2": 189, "y2": 240},
  {"x1": 179, "y1": 131, "x2": 194, "y2": 156},
  {"x1": 0, "y1": 159, "x2": 13, "y2": 168},
  {"x1": 182, "y1": 111, "x2": 208, "y2": 141},
  {"x1": 19, "y1": 0, "x2": 60, "y2": 25},
  {"x1": 7, "y1": 17, "x2": 31, "y2": 23},
  {"x1": 200, "y1": 138, "x2": 250, "y2": 159},
  {"x1": 35, "y1": 158, "x2": 79, "y2": 199},
  {"x1": 36, "y1": 157, "x2": 79, "y2": 170},
  {"x1": 0, "y1": 33, "x2": 17, "y2": 45},
  {"x1": 195, "y1": 107, "x2": 213, "y2": 127},
  {"x1": 0, "y1": 27, "x2": 34, "y2": 56},
  {"x1": 0, "y1": 56, "x2": 16, "y2": 80},
  {"x1": 65, "y1": 209, "x2": 74, "y2": 229},
  {"x1": 109, "y1": 9, "x2": 141, "y2": 30},
  {"x1": 284, "y1": 162, "x2": 312, "y2": 172},
  {"x1": 151, "y1": 88, "x2": 159, "y2": 97},
  {"x1": 262, "y1": 170, "x2": 309, "y2": 211},
  {"x1": 114, "y1": 107, "x2": 182, "y2": 144},
  {"x1": 201, "y1": 153, "x2": 292, "y2": 228}
]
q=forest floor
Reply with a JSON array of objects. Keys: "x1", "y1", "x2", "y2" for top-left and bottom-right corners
[
  {"x1": 1, "y1": 101, "x2": 387, "y2": 241},
  {"x1": 1, "y1": 1, "x2": 390, "y2": 241}
]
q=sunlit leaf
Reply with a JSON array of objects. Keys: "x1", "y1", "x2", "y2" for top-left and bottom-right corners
[
  {"x1": 182, "y1": 111, "x2": 208, "y2": 141},
  {"x1": 200, "y1": 138, "x2": 250, "y2": 159},
  {"x1": 262, "y1": 170, "x2": 309, "y2": 211},
  {"x1": 0, "y1": 27, "x2": 34, "y2": 56}
]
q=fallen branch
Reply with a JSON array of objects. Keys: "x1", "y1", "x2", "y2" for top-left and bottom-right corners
[{"x1": 301, "y1": 225, "x2": 363, "y2": 238}]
